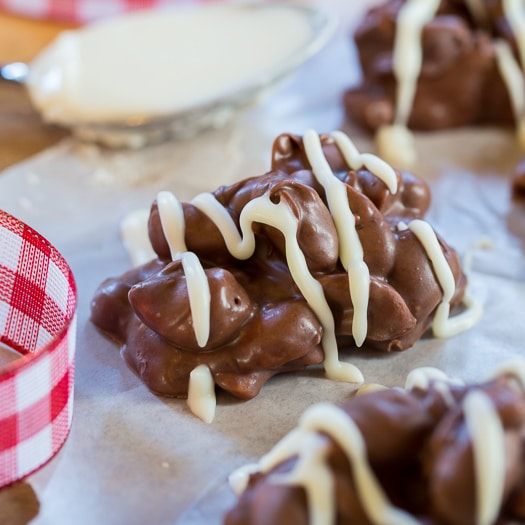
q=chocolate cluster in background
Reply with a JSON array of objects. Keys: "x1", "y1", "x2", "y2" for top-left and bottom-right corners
[
  {"x1": 345, "y1": 0, "x2": 517, "y2": 132},
  {"x1": 226, "y1": 371, "x2": 525, "y2": 525},
  {"x1": 90, "y1": 132, "x2": 466, "y2": 401}
]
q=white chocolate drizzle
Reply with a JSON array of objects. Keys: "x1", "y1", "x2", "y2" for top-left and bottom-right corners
[
  {"x1": 407, "y1": 219, "x2": 482, "y2": 338},
  {"x1": 157, "y1": 190, "x2": 188, "y2": 256},
  {"x1": 120, "y1": 208, "x2": 156, "y2": 266},
  {"x1": 500, "y1": 0, "x2": 525, "y2": 146},
  {"x1": 489, "y1": 357, "x2": 525, "y2": 388},
  {"x1": 229, "y1": 463, "x2": 260, "y2": 496},
  {"x1": 494, "y1": 39, "x2": 525, "y2": 148},
  {"x1": 330, "y1": 130, "x2": 398, "y2": 193},
  {"x1": 355, "y1": 382, "x2": 389, "y2": 396},
  {"x1": 405, "y1": 366, "x2": 463, "y2": 391},
  {"x1": 393, "y1": 0, "x2": 441, "y2": 126},
  {"x1": 376, "y1": 0, "x2": 441, "y2": 167},
  {"x1": 157, "y1": 191, "x2": 212, "y2": 349},
  {"x1": 187, "y1": 364, "x2": 216, "y2": 423},
  {"x1": 231, "y1": 362, "x2": 525, "y2": 525},
  {"x1": 405, "y1": 365, "x2": 463, "y2": 406},
  {"x1": 375, "y1": 124, "x2": 417, "y2": 169},
  {"x1": 463, "y1": 390, "x2": 506, "y2": 525},
  {"x1": 303, "y1": 130, "x2": 371, "y2": 347},
  {"x1": 178, "y1": 252, "x2": 211, "y2": 348},
  {"x1": 503, "y1": 0, "x2": 525, "y2": 69}
]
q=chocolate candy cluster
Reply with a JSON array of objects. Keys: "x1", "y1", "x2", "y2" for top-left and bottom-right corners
[
  {"x1": 345, "y1": 0, "x2": 519, "y2": 132},
  {"x1": 91, "y1": 131, "x2": 468, "y2": 401},
  {"x1": 226, "y1": 366, "x2": 525, "y2": 525}
]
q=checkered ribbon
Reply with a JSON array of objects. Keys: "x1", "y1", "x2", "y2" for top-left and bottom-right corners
[
  {"x1": 0, "y1": 210, "x2": 77, "y2": 488},
  {"x1": 0, "y1": 0, "x2": 217, "y2": 23}
]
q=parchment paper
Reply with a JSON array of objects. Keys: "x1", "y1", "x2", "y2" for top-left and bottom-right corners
[{"x1": 0, "y1": 1, "x2": 524, "y2": 523}]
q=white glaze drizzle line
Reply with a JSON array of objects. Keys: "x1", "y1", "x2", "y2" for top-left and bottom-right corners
[
  {"x1": 255, "y1": 403, "x2": 419, "y2": 525},
  {"x1": 120, "y1": 208, "x2": 156, "y2": 267},
  {"x1": 492, "y1": 0, "x2": 525, "y2": 146},
  {"x1": 494, "y1": 40, "x2": 525, "y2": 122},
  {"x1": 488, "y1": 357, "x2": 525, "y2": 389},
  {"x1": 405, "y1": 366, "x2": 464, "y2": 407},
  {"x1": 503, "y1": 0, "x2": 525, "y2": 69},
  {"x1": 463, "y1": 390, "x2": 506, "y2": 525},
  {"x1": 330, "y1": 131, "x2": 398, "y2": 194},
  {"x1": 303, "y1": 130, "x2": 370, "y2": 347},
  {"x1": 179, "y1": 252, "x2": 211, "y2": 348},
  {"x1": 393, "y1": 0, "x2": 441, "y2": 127},
  {"x1": 187, "y1": 364, "x2": 216, "y2": 423},
  {"x1": 407, "y1": 219, "x2": 482, "y2": 338},
  {"x1": 269, "y1": 431, "x2": 335, "y2": 525},
  {"x1": 192, "y1": 190, "x2": 364, "y2": 383},
  {"x1": 374, "y1": 0, "x2": 440, "y2": 168},
  {"x1": 157, "y1": 191, "x2": 211, "y2": 348},
  {"x1": 157, "y1": 190, "x2": 187, "y2": 257}
]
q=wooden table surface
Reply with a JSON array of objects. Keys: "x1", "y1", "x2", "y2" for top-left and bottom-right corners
[{"x1": 0, "y1": 12, "x2": 77, "y2": 170}]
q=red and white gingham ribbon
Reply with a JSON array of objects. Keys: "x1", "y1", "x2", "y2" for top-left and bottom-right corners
[{"x1": 0, "y1": 210, "x2": 77, "y2": 488}]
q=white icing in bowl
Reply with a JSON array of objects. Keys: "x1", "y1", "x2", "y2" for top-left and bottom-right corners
[{"x1": 26, "y1": 2, "x2": 336, "y2": 147}]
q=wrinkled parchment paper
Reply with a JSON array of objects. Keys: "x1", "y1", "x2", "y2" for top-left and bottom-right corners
[{"x1": 0, "y1": 1, "x2": 524, "y2": 523}]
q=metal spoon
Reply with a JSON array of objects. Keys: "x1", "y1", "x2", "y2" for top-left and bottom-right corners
[{"x1": 0, "y1": 62, "x2": 29, "y2": 84}]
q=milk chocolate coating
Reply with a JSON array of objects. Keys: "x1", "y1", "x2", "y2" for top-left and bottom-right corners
[
  {"x1": 225, "y1": 374, "x2": 525, "y2": 525},
  {"x1": 90, "y1": 132, "x2": 466, "y2": 400},
  {"x1": 512, "y1": 159, "x2": 525, "y2": 201},
  {"x1": 344, "y1": 0, "x2": 517, "y2": 132}
]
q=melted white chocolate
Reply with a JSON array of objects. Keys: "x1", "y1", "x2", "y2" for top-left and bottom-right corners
[
  {"x1": 405, "y1": 366, "x2": 463, "y2": 391},
  {"x1": 120, "y1": 208, "x2": 156, "y2": 266},
  {"x1": 375, "y1": 124, "x2": 417, "y2": 169},
  {"x1": 407, "y1": 219, "x2": 482, "y2": 338},
  {"x1": 405, "y1": 365, "x2": 463, "y2": 406},
  {"x1": 355, "y1": 382, "x2": 389, "y2": 396},
  {"x1": 463, "y1": 390, "x2": 506, "y2": 525},
  {"x1": 376, "y1": 0, "x2": 441, "y2": 167},
  {"x1": 27, "y1": 4, "x2": 316, "y2": 125},
  {"x1": 494, "y1": 39, "x2": 525, "y2": 149},
  {"x1": 502, "y1": 0, "x2": 525, "y2": 148},
  {"x1": 496, "y1": 0, "x2": 525, "y2": 149},
  {"x1": 157, "y1": 192, "x2": 212, "y2": 348},
  {"x1": 393, "y1": 0, "x2": 441, "y2": 125},
  {"x1": 303, "y1": 130, "x2": 371, "y2": 347},
  {"x1": 187, "y1": 364, "x2": 216, "y2": 423},
  {"x1": 330, "y1": 130, "x2": 398, "y2": 193},
  {"x1": 270, "y1": 431, "x2": 335, "y2": 525},
  {"x1": 489, "y1": 357, "x2": 525, "y2": 388},
  {"x1": 503, "y1": 0, "x2": 525, "y2": 68},
  {"x1": 178, "y1": 252, "x2": 211, "y2": 348},
  {"x1": 157, "y1": 190, "x2": 187, "y2": 257},
  {"x1": 228, "y1": 463, "x2": 260, "y2": 496}
]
